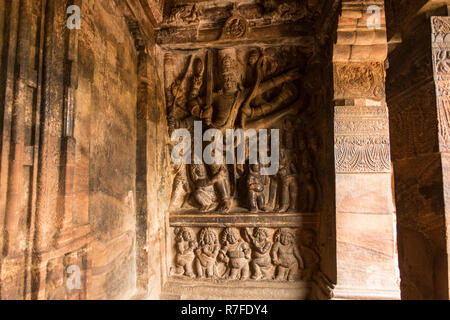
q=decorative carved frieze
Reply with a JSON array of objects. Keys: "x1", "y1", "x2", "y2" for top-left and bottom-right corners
[
  {"x1": 432, "y1": 16, "x2": 450, "y2": 152},
  {"x1": 219, "y1": 4, "x2": 249, "y2": 40},
  {"x1": 333, "y1": 62, "x2": 385, "y2": 100},
  {"x1": 334, "y1": 104, "x2": 391, "y2": 173},
  {"x1": 169, "y1": 226, "x2": 320, "y2": 282}
]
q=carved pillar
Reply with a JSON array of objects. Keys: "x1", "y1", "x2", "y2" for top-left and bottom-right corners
[
  {"x1": 386, "y1": 9, "x2": 450, "y2": 299},
  {"x1": 134, "y1": 32, "x2": 151, "y2": 296},
  {"x1": 0, "y1": 0, "x2": 37, "y2": 299},
  {"x1": 333, "y1": 0, "x2": 400, "y2": 299}
]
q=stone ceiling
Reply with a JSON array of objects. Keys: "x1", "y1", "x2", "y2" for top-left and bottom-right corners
[{"x1": 155, "y1": 0, "x2": 338, "y2": 50}]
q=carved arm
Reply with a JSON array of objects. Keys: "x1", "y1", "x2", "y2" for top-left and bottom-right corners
[
  {"x1": 294, "y1": 246, "x2": 305, "y2": 269},
  {"x1": 256, "y1": 68, "x2": 302, "y2": 97}
]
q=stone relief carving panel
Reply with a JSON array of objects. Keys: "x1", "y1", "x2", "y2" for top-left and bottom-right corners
[
  {"x1": 165, "y1": 46, "x2": 322, "y2": 214},
  {"x1": 162, "y1": 0, "x2": 311, "y2": 27},
  {"x1": 334, "y1": 105, "x2": 391, "y2": 173},
  {"x1": 169, "y1": 227, "x2": 320, "y2": 282},
  {"x1": 333, "y1": 62, "x2": 385, "y2": 101},
  {"x1": 162, "y1": 40, "x2": 330, "y2": 291}
]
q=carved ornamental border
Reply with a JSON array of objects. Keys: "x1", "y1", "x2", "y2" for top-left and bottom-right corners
[{"x1": 431, "y1": 16, "x2": 450, "y2": 152}]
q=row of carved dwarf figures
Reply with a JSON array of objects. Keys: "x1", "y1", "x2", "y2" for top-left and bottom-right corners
[{"x1": 171, "y1": 227, "x2": 319, "y2": 282}]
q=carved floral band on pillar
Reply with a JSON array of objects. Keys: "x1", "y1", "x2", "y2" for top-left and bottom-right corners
[
  {"x1": 333, "y1": 53, "x2": 390, "y2": 174},
  {"x1": 334, "y1": 104, "x2": 391, "y2": 173}
]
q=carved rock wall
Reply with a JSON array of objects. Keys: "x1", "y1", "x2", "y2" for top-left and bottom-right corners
[
  {"x1": 0, "y1": 0, "x2": 168, "y2": 300},
  {"x1": 386, "y1": 10, "x2": 450, "y2": 299},
  {"x1": 158, "y1": 0, "x2": 337, "y2": 300}
]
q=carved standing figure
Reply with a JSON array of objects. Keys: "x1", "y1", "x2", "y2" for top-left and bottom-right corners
[
  {"x1": 195, "y1": 228, "x2": 220, "y2": 279},
  {"x1": 299, "y1": 229, "x2": 320, "y2": 280},
  {"x1": 188, "y1": 57, "x2": 213, "y2": 126},
  {"x1": 247, "y1": 164, "x2": 267, "y2": 212},
  {"x1": 169, "y1": 148, "x2": 190, "y2": 210},
  {"x1": 209, "y1": 48, "x2": 301, "y2": 132},
  {"x1": 244, "y1": 228, "x2": 273, "y2": 280},
  {"x1": 173, "y1": 227, "x2": 198, "y2": 278},
  {"x1": 271, "y1": 229, "x2": 304, "y2": 281},
  {"x1": 219, "y1": 228, "x2": 251, "y2": 280},
  {"x1": 277, "y1": 148, "x2": 299, "y2": 212}
]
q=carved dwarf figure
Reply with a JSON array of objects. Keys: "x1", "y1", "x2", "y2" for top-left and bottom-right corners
[
  {"x1": 271, "y1": 228, "x2": 304, "y2": 281},
  {"x1": 195, "y1": 228, "x2": 220, "y2": 279},
  {"x1": 190, "y1": 164, "x2": 217, "y2": 212},
  {"x1": 277, "y1": 148, "x2": 299, "y2": 212},
  {"x1": 247, "y1": 164, "x2": 267, "y2": 212},
  {"x1": 302, "y1": 159, "x2": 319, "y2": 212},
  {"x1": 173, "y1": 227, "x2": 198, "y2": 278},
  {"x1": 218, "y1": 228, "x2": 251, "y2": 280},
  {"x1": 244, "y1": 227, "x2": 273, "y2": 280},
  {"x1": 299, "y1": 229, "x2": 320, "y2": 280}
]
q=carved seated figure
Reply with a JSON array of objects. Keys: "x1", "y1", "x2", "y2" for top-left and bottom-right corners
[
  {"x1": 174, "y1": 227, "x2": 198, "y2": 278},
  {"x1": 190, "y1": 164, "x2": 217, "y2": 212},
  {"x1": 247, "y1": 164, "x2": 267, "y2": 213},
  {"x1": 208, "y1": 163, "x2": 232, "y2": 213},
  {"x1": 195, "y1": 228, "x2": 220, "y2": 279},
  {"x1": 244, "y1": 227, "x2": 273, "y2": 280},
  {"x1": 277, "y1": 148, "x2": 299, "y2": 212},
  {"x1": 218, "y1": 228, "x2": 251, "y2": 280},
  {"x1": 271, "y1": 228, "x2": 304, "y2": 281}
]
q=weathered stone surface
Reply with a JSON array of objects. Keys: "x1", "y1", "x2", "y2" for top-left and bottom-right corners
[
  {"x1": 0, "y1": 0, "x2": 449, "y2": 301},
  {"x1": 386, "y1": 5, "x2": 450, "y2": 299}
]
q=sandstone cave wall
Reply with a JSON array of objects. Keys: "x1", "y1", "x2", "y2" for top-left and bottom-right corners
[
  {"x1": 78, "y1": 1, "x2": 138, "y2": 299},
  {"x1": 0, "y1": 0, "x2": 168, "y2": 300}
]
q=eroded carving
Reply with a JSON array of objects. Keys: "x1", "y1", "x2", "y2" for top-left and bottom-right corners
[
  {"x1": 220, "y1": 4, "x2": 249, "y2": 40},
  {"x1": 195, "y1": 228, "x2": 220, "y2": 279},
  {"x1": 244, "y1": 227, "x2": 272, "y2": 280},
  {"x1": 219, "y1": 228, "x2": 251, "y2": 280},
  {"x1": 334, "y1": 62, "x2": 385, "y2": 100},
  {"x1": 172, "y1": 227, "x2": 197, "y2": 278},
  {"x1": 171, "y1": 227, "x2": 320, "y2": 283},
  {"x1": 272, "y1": 228, "x2": 303, "y2": 281}
]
